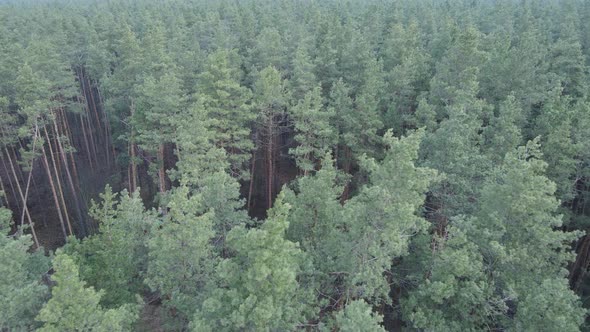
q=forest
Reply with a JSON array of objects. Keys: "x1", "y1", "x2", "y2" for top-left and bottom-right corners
[{"x1": 1, "y1": 0, "x2": 590, "y2": 330}]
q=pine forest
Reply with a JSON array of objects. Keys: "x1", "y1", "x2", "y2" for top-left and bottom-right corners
[{"x1": 1, "y1": 0, "x2": 590, "y2": 330}]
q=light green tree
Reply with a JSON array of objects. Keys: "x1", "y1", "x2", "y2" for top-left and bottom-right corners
[
  {"x1": 191, "y1": 194, "x2": 312, "y2": 331},
  {"x1": 0, "y1": 208, "x2": 50, "y2": 331},
  {"x1": 36, "y1": 253, "x2": 138, "y2": 332}
]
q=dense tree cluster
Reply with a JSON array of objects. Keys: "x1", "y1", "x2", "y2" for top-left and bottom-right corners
[{"x1": 1, "y1": 0, "x2": 590, "y2": 330}]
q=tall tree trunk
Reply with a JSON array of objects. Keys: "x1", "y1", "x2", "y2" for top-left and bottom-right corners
[
  {"x1": 97, "y1": 86, "x2": 116, "y2": 165},
  {"x1": 85, "y1": 112, "x2": 99, "y2": 169},
  {"x1": 340, "y1": 146, "x2": 352, "y2": 204},
  {"x1": 130, "y1": 100, "x2": 138, "y2": 193},
  {"x1": 4, "y1": 146, "x2": 39, "y2": 248},
  {"x1": 247, "y1": 134, "x2": 258, "y2": 214},
  {"x1": 158, "y1": 143, "x2": 166, "y2": 193},
  {"x1": 0, "y1": 155, "x2": 20, "y2": 212},
  {"x1": 41, "y1": 143, "x2": 68, "y2": 239},
  {"x1": 44, "y1": 127, "x2": 73, "y2": 237},
  {"x1": 59, "y1": 109, "x2": 82, "y2": 192},
  {"x1": 79, "y1": 112, "x2": 95, "y2": 170},
  {"x1": 17, "y1": 139, "x2": 40, "y2": 198},
  {"x1": 267, "y1": 116, "x2": 274, "y2": 210},
  {"x1": 19, "y1": 124, "x2": 40, "y2": 248},
  {"x1": 0, "y1": 171, "x2": 10, "y2": 209},
  {"x1": 81, "y1": 69, "x2": 103, "y2": 136},
  {"x1": 10, "y1": 147, "x2": 25, "y2": 185},
  {"x1": 53, "y1": 115, "x2": 87, "y2": 237}
]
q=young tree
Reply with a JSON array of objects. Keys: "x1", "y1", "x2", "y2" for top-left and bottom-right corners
[
  {"x1": 289, "y1": 38, "x2": 317, "y2": 102},
  {"x1": 62, "y1": 186, "x2": 154, "y2": 307},
  {"x1": 36, "y1": 253, "x2": 138, "y2": 332},
  {"x1": 289, "y1": 86, "x2": 336, "y2": 175},
  {"x1": 404, "y1": 139, "x2": 586, "y2": 331},
  {"x1": 197, "y1": 49, "x2": 254, "y2": 179},
  {"x1": 331, "y1": 300, "x2": 386, "y2": 332},
  {"x1": 0, "y1": 208, "x2": 50, "y2": 331},
  {"x1": 134, "y1": 72, "x2": 183, "y2": 194},
  {"x1": 145, "y1": 186, "x2": 216, "y2": 326},
  {"x1": 191, "y1": 194, "x2": 312, "y2": 331},
  {"x1": 342, "y1": 129, "x2": 440, "y2": 302}
]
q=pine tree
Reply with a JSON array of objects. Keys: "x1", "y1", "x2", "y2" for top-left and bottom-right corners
[
  {"x1": 404, "y1": 139, "x2": 586, "y2": 331},
  {"x1": 342, "y1": 129, "x2": 440, "y2": 301},
  {"x1": 145, "y1": 186, "x2": 216, "y2": 325},
  {"x1": 36, "y1": 253, "x2": 138, "y2": 331},
  {"x1": 0, "y1": 207, "x2": 50, "y2": 331},
  {"x1": 289, "y1": 38, "x2": 317, "y2": 102},
  {"x1": 289, "y1": 86, "x2": 336, "y2": 175},
  {"x1": 191, "y1": 194, "x2": 312, "y2": 331},
  {"x1": 134, "y1": 72, "x2": 183, "y2": 194},
  {"x1": 253, "y1": 66, "x2": 290, "y2": 209},
  {"x1": 332, "y1": 300, "x2": 386, "y2": 332},
  {"x1": 61, "y1": 186, "x2": 154, "y2": 307},
  {"x1": 197, "y1": 49, "x2": 254, "y2": 179}
]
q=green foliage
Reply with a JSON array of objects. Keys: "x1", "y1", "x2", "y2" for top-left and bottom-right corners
[
  {"x1": 146, "y1": 185, "x2": 216, "y2": 326},
  {"x1": 198, "y1": 49, "x2": 254, "y2": 179},
  {"x1": 191, "y1": 194, "x2": 312, "y2": 331},
  {"x1": 0, "y1": 208, "x2": 50, "y2": 331},
  {"x1": 289, "y1": 86, "x2": 336, "y2": 173},
  {"x1": 36, "y1": 253, "x2": 138, "y2": 332},
  {"x1": 332, "y1": 300, "x2": 386, "y2": 332},
  {"x1": 342, "y1": 129, "x2": 440, "y2": 301},
  {"x1": 1, "y1": 1, "x2": 590, "y2": 330},
  {"x1": 404, "y1": 139, "x2": 586, "y2": 331},
  {"x1": 62, "y1": 186, "x2": 154, "y2": 307}
]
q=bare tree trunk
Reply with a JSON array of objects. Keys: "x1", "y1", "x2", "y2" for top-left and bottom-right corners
[
  {"x1": 81, "y1": 69, "x2": 103, "y2": 136},
  {"x1": 5, "y1": 146, "x2": 39, "y2": 248},
  {"x1": 79, "y1": 112, "x2": 94, "y2": 170},
  {"x1": 267, "y1": 116, "x2": 274, "y2": 210},
  {"x1": 44, "y1": 127, "x2": 73, "y2": 237},
  {"x1": 53, "y1": 116, "x2": 87, "y2": 237},
  {"x1": 18, "y1": 139, "x2": 40, "y2": 198},
  {"x1": 247, "y1": 136, "x2": 257, "y2": 214},
  {"x1": 97, "y1": 86, "x2": 116, "y2": 166},
  {"x1": 41, "y1": 143, "x2": 68, "y2": 238},
  {"x1": 19, "y1": 125, "x2": 40, "y2": 248},
  {"x1": 158, "y1": 143, "x2": 166, "y2": 193},
  {"x1": 0, "y1": 155, "x2": 19, "y2": 212},
  {"x1": 130, "y1": 101, "x2": 138, "y2": 193},
  {"x1": 0, "y1": 171, "x2": 10, "y2": 209},
  {"x1": 59, "y1": 109, "x2": 82, "y2": 191},
  {"x1": 85, "y1": 112, "x2": 99, "y2": 169},
  {"x1": 340, "y1": 146, "x2": 352, "y2": 204}
]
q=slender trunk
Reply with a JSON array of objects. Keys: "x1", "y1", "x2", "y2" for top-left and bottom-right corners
[
  {"x1": 44, "y1": 127, "x2": 73, "y2": 236},
  {"x1": 247, "y1": 135, "x2": 257, "y2": 213},
  {"x1": 79, "y1": 112, "x2": 94, "y2": 170},
  {"x1": 10, "y1": 146, "x2": 25, "y2": 185},
  {"x1": 130, "y1": 101, "x2": 138, "y2": 193},
  {"x1": 267, "y1": 116, "x2": 274, "y2": 210},
  {"x1": 158, "y1": 143, "x2": 166, "y2": 193},
  {"x1": 81, "y1": 69, "x2": 103, "y2": 135},
  {"x1": 53, "y1": 116, "x2": 86, "y2": 237},
  {"x1": 0, "y1": 155, "x2": 20, "y2": 211},
  {"x1": 85, "y1": 111, "x2": 99, "y2": 168},
  {"x1": 0, "y1": 171, "x2": 9, "y2": 209},
  {"x1": 41, "y1": 143, "x2": 68, "y2": 239},
  {"x1": 59, "y1": 109, "x2": 81, "y2": 191},
  {"x1": 97, "y1": 86, "x2": 116, "y2": 165},
  {"x1": 20, "y1": 125, "x2": 40, "y2": 248},
  {"x1": 340, "y1": 146, "x2": 352, "y2": 204},
  {"x1": 17, "y1": 139, "x2": 40, "y2": 197},
  {"x1": 5, "y1": 146, "x2": 39, "y2": 248}
]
